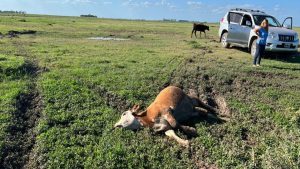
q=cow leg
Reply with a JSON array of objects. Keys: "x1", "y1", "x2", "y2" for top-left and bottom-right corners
[
  {"x1": 163, "y1": 110, "x2": 197, "y2": 137},
  {"x1": 189, "y1": 96, "x2": 219, "y2": 114},
  {"x1": 191, "y1": 30, "x2": 194, "y2": 38},
  {"x1": 179, "y1": 125, "x2": 197, "y2": 137},
  {"x1": 194, "y1": 107, "x2": 208, "y2": 117},
  {"x1": 194, "y1": 30, "x2": 197, "y2": 38},
  {"x1": 195, "y1": 107, "x2": 228, "y2": 122},
  {"x1": 163, "y1": 111, "x2": 178, "y2": 128},
  {"x1": 195, "y1": 99, "x2": 219, "y2": 115},
  {"x1": 165, "y1": 129, "x2": 189, "y2": 147},
  {"x1": 153, "y1": 121, "x2": 171, "y2": 133},
  {"x1": 200, "y1": 32, "x2": 201, "y2": 38},
  {"x1": 205, "y1": 31, "x2": 206, "y2": 38}
]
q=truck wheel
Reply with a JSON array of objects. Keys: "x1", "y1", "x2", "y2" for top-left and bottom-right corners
[
  {"x1": 250, "y1": 39, "x2": 257, "y2": 57},
  {"x1": 221, "y1": 32, "x2": 230, "y2": 48}
]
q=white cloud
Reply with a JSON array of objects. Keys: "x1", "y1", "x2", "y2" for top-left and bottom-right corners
[
  {"x1": 62, "y1": 0, "x2": 93, "y2": 4},
  {"x1": 211, "y1": 6, "x2": 228, "y2": 14},
  {"x1": 45, "y1": 0, "x2": 95, "y2": 4},
  {"x1": 187, "y1": 1, "x2": 202, "y2": 9},
  {"x1": 103, "y1": 1, "x2": 112, "y2": 5},
  {"x1": 158, "y1": 0, "x2": 177, "y2": 10},
  {"x1": 142, "y1": 1, "x2": 151, "y2": 7},
  {"x1": 169, "y1": 5, "x2": 176, "y2": 9},
  {"x1": 187, "y1": 1, "x2": 202, "y2": 6},
  {"x1": 122, "y1": 0, "x2": 139, "y2": 7},
  {"x1": 274, "y1": 4, "x2": 280, "y2": 11},
  {"x1": 122, "y1": 0, "x2": 176, "y2": 10}
]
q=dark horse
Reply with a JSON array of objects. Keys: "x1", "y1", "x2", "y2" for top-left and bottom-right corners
[{"x1": 191, "y1": 23, "x2": 209, "y2": 38}]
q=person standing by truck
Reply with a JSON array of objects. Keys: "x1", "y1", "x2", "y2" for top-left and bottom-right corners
[{"x1": 253, "y1": 19, "x2": 269, "y2": 67}]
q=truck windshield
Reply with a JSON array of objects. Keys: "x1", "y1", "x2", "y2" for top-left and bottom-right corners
[{"x1": 253, "y1": 15, "x2": 281, "y2": 27}]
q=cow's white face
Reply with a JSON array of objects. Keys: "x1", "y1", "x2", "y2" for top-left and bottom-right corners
[{"x1": 114, "y1": 110, "x2": 141, "y2": 130}]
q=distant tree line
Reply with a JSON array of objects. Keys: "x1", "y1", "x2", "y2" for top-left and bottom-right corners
[
  {"x1": 0, "y1": 10, "x2": 26, "y2": 14},
  {"x1": 163, "y1": 18, "x2": 177, "y2": 22},
  {"x1": 80, "y1": 14, "x2": 97, "y2": 18},
  {"x1": 163, "y1": 18, "x2": 206, "y2": 23}
]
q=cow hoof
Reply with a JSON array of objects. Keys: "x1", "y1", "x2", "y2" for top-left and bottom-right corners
[{"x1": 181, "y1": 140, "x2": 190, "y2": 147}]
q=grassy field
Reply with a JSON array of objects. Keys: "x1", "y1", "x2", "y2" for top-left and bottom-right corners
[{"x1": 0, "y1": 14, "x2": 300, "y2": 168}]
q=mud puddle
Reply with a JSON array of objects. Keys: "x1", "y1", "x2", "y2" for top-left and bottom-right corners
[
  {"x1": 87, "y1": 37, "x2": 130, "y2": 41},
  {"x1": 0, "y1": 30, "x2": 37, "y2": 38}
]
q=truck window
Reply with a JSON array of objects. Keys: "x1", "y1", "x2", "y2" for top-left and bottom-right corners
[
  {"x1": 229, "y1": 12, "x2": 243, "y2": 24},
  {"x1": 241, "y1": 15, "x2": 252, "y2": 26},
  {"x1": 253, "y1": 15, "x2": 281, "y2": 27}
]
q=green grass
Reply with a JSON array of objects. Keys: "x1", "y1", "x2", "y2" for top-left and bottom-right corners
[{"x1": 0, "y1": 14, "x2": 300, "y2": 168}]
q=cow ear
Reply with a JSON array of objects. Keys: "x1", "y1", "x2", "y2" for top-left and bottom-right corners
[
  {"x1": 133, "y1": 110, "x2": 147, "y2": 117},
  {"x1": 131, "y1": 104, "x2": 140, "y2": 113}
]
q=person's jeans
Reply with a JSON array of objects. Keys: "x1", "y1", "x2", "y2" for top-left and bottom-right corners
[{"x1": 253, "y1": 44, "x2": 266, "y2": 65}]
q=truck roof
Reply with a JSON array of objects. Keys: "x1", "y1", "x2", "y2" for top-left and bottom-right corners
[{"x1": 229, "y1": 8, "x2": 269, "y2": 16}]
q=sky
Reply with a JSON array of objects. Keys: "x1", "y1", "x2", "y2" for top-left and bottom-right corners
[{"x1": 0, "y1": 0, "x2": 299, "y2": 26}]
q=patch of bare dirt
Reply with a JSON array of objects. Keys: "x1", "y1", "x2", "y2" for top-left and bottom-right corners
[
  {"x1": 5, "y1": 30, "x2": 37, "y2": 38},
  {"x1": 213, "y1": 95, "x2": 230, "y2": 117},
  {"x1": 2, "y1": 60, "x2": 43, "y2": 80},
  {"x1": 247, "y1": 70, "x2": 296, "y2": 80},
  {"x1": 166, "y1": 55, "x2": 231, "y2": 118},
  {"x1": 87, "y1": 37, "x2": 130, "y2": 41}
]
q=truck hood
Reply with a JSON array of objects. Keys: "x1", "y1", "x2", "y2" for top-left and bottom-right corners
[{"x1": 269, "y1": 27, "x2": 298, "y2": 36}]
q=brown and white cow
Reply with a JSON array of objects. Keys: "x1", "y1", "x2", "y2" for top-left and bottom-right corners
[{"x1": 114, "y1": 86, "x2": 219, "y2": 146}]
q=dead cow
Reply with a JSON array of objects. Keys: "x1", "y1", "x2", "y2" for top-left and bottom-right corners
[
  {"x1": 191, "y1": 23, "x2": 209, "y2": 38},
  {"x1": 114, "y1": 86, "x2": 219, "y2": 146}
]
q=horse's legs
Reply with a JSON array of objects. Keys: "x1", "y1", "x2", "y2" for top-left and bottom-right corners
[
  {"x1": 194, "y1": 30, "x2": 197, "y2": 38},
  {"x1": 191, "y1": 30, "x2": 194, "y2": 38},
  {"x1": 205, "y1": 31, "x2": 206, "y2": 38}
]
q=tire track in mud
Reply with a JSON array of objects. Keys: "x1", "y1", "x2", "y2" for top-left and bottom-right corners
[
  {"x1": 0, "y1": 40, "x2": 44, "y2": 169},
  {"x1": 0, "y1": 83, "x2": 42, "y2": 169}
]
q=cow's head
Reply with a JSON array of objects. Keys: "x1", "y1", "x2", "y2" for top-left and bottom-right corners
[
  {"x1": 114, "y1": 105, "x2": 145, "y2": 130},
  {"x1": 206, "y1": 26, "x2": 210, "y2": 31}
]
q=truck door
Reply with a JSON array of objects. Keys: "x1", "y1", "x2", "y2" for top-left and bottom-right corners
[
  {"x1": 282, "y1": 17, "x2": 293, "y2": 29},
  {"x1": 239, "y1": 14, "x2": 253, "y2": 45},
  {"x1": 227, "y1": 12, "x2": 243, "y2": 43}
]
